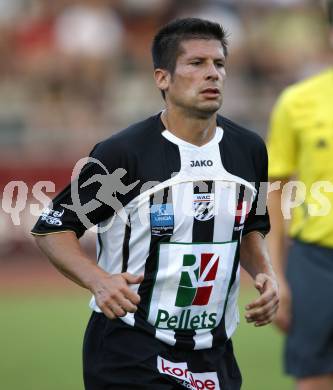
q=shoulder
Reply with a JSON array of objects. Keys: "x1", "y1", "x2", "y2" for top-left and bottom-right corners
[
  {"x1": 217, "y1": 114, "x2": 266, "y2": 152},
  {"x1": 93, "y1": 113, "x2": 162, "y2": 157},
  {"x1": 88, "y1": 113, "x2": 163, "y2": 171},
  {"x1": 278, "y1": 68, "x2": 333, "y2": 107},
  {"x1": 217, "y1": 115, "x2": 267, "y2": 182}
]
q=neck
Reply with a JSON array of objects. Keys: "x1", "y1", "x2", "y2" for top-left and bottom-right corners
[{"x1": 161, "y1": 108, "x2": 217, "y2": 147}]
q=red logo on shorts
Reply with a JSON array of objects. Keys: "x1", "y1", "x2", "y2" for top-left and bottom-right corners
[{"x1": 158, "y1": 356, "x2": 219, "y2": 390}]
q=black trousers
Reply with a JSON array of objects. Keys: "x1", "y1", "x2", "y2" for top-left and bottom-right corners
[
  {"x1": 83, "y1": 312, "x2": 242, "y2": 390},
  {"x1": 285, "y1": 240, "x2": 333, "y2": 378}
]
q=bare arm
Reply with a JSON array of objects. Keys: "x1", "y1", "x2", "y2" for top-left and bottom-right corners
[
  {"x1": 266, "y1": 179, "x2": 291, "y2": 332},
  {"x1": 266, "y1": 180, "x2": 289, "y2": 278},
  {"x1": 240, "y1": 231, "x2": 279, "y2": 327},
  {"x1": 34, "y1": 231, "x2": 143, "y2": 319}
]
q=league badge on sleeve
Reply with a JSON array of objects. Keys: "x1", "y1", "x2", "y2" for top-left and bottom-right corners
[{"x1": 150, "y1": 203, "x2": 174, "y2": 236}]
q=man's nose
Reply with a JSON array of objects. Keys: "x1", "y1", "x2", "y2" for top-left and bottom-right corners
[{"x1": 205, "y1": 63, "x2": 221, "y2": 80}]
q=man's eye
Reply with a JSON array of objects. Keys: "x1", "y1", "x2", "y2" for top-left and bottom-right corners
[
  {"x1": 216, "y1": 62, "x2": 225, "y2": 68},
  {"x1": 190, "y1": 61, "x2": 202, "y2": 65}
]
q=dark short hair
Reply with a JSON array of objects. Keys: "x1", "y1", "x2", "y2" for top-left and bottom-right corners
[{"x1": 152, "y1": 17, "x2": 228, "y2": 74}]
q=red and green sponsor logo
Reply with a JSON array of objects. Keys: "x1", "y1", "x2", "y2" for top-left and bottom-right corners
[
  {"x1": 153, "y1": 252, "x2": 220, "y2": 330},
  {"x1": 175, "y1": 253, "x2": 219, "y2": 307}
]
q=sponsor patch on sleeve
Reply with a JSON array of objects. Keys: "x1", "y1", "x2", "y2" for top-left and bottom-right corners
[
  {"x1": 150, "y1": 203, "x2": 174, "y2": 236},
  {"x1": 41, "y1": 208, "x2": 64, "y2": 226}
]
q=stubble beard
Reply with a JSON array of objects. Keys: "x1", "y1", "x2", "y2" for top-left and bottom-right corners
[
  {"x1": 168, "y1": 90, "x2": 223, "y2": 120},
  {"x1": 188, "y1": 97, "x2": 223, "y2": 120}
]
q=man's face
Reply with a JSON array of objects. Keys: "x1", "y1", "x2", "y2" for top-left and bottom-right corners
[{"x1": 163, "y1": 39, "x2": 226, "y2": 118}]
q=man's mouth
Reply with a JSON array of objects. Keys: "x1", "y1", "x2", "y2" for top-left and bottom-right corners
[{"x1": 201, "y1": 88, "x2": 221, "y2": 97}]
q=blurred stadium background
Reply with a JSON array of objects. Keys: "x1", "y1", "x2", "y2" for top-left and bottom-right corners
[{"x1": 0, "y1": 0, "x2": 331, "y2": 389}]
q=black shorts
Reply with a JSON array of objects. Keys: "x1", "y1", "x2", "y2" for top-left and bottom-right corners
[
  {"x1": 83, "y1": 312, "x2": 242, "y2": 390},
  {"x1": 285, "y1": 239, "x2": 333, "y2": 378}
]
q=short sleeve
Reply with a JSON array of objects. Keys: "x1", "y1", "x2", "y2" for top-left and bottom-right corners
[
  {"x1": 267, "y1": 90, "x2": 297, "y2": 179},
  {"x1": 243, "y1": 139, "x2": 270, "y2": 237},
  {"x1": 31, "y1": 140, "x2": 138, "y2": 239}
]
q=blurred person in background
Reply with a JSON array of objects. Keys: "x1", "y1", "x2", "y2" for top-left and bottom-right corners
[
  {"x1": 54, "y1": 0, "x2": 123, "y2": 97},
  {"x1": 32, "y1": 18, "x2": 278, "y2": 389},
  {"x1": 267, "y1": 1, "x2": 333, "y2": 389}
]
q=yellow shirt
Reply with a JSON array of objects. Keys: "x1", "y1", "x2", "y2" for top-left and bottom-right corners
[{"x1": 267, "y1": 68, "x2": 333, "y2": 247}]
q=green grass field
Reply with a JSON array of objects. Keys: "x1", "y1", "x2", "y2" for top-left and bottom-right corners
[{"x1": 0, "y1": 289, "x2": 293, "y2": 390}]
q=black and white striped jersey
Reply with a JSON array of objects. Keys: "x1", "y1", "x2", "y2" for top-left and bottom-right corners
[{"x1": 32, "y1": 112, "x2": 270, "y2": 350}]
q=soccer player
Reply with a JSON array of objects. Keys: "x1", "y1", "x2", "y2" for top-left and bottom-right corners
[
  {"x1": 32, "y1": 18, "x2": 278, "y2": 390},
  {"x1": 267, "y1": 2, "x2": 333, "y2": 389}
]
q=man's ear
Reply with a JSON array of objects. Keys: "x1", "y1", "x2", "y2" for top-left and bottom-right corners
[{"x1": 154, "y1": 68, "x2": 170, "y2": 95}]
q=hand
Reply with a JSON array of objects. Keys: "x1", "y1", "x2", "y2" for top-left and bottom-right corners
[
  {"x1": 91, "y1": 272, "x2": 144, "y2": 319},
  {"x1": 245, "y1": 273, "x2": 279, "y2": 327},
  {"x1": 273, "y1": 279, "x2": 291, "y2": 333}
]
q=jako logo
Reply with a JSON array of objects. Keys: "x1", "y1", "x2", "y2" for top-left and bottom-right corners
[
  {"x1": 190, "y1": 160, "x2": 213, "y2": 167},
  {"x1": 175, "y1": 253, "x2": 219, "y2": 307}
]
